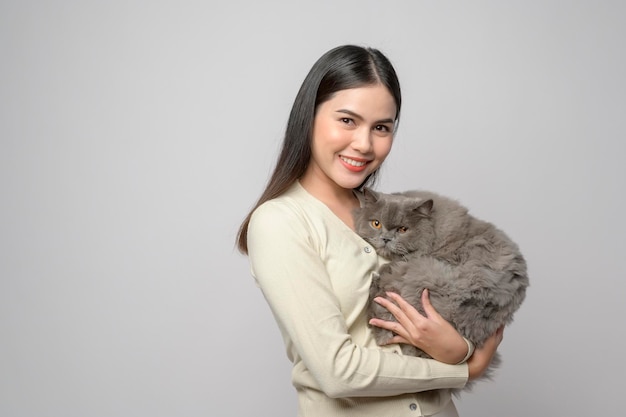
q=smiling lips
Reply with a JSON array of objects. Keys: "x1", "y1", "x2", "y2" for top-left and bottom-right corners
[{"x1": 339, "y1": 155, "x2": 369, "y2": 172}]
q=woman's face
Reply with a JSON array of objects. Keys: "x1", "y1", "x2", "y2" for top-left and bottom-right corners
[{"x1": 304, "y1": 84, "x2": 397, "y2": 193}]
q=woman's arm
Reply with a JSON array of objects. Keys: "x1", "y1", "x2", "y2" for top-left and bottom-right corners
[
  {"x1": 467, "y1": 326, "x2": 504, "y2": 380},
  {"x1": 247, "y1": 201, "x2": 468, "y2": 398}
]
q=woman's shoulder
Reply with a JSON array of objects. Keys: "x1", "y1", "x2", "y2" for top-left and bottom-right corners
[
  {"x1": 251, "y1": 182, "x2": 317, "y2": 223},
  {"x1": 248, "y1": 182, "x2": 323, "y2": 248},
  {"x1": 250, "y1": 183, "x2": 311, "y2": 223}
]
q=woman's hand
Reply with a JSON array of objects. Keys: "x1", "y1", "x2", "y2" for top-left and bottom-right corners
[
  {"x1": 368, "y1": 289, "x2": 470, "y2": 364},
  {"x1": 467, "y1": 326, "x2": 504, "y2": 380}
]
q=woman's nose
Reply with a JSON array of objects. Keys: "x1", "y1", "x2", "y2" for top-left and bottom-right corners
[{"x1": 352, "y1": 128, "x2": 373, "y2": 153}]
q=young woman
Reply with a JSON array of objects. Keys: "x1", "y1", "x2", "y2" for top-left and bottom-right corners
[{"x1": 236, "y1": 45, "x2": 503, "y2": 417}]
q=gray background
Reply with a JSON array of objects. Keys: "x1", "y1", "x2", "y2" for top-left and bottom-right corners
[{"x1": 1, "y1": 1, "x2": 624, "y2": 416}]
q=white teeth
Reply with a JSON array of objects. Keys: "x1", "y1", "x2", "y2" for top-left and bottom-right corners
[{"x1": 341, "y1": 156, "x2": 366, "y2": 167}]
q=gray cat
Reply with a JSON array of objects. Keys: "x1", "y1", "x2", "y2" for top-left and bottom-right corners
[{"x1": 353, "y1": 187, "x2": 529, "y2": 392}]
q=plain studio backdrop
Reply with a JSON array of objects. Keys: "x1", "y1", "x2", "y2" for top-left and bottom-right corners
[{"x1": 1, "y1": 1, "x2": 624, "y2": 416}]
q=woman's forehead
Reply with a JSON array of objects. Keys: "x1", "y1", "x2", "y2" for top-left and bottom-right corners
[{"x1": 321, "y1": 85, "x2": 397, "y2": 119}]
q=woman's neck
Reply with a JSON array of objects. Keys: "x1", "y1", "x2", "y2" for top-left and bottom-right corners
[{"x1": 299, "y1": 177, "x2": 360, "y2": 229}]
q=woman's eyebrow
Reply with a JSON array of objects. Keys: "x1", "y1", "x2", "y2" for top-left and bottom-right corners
[{"x1": 336, "y1": 109, "x2": 394, "y2": 124}]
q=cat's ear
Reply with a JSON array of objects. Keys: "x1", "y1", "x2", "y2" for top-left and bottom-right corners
[
  {"x1": 414, "y1": 199, "x2": 434, "y2": 217},
  {"x1": 357, "y1": 187, "x2": 380, "y2": 205}
]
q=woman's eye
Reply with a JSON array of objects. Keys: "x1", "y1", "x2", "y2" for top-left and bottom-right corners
[
  {"x1": 397, "y1": 226, "x2": 407, "y2": 233},
  {"x1": 340, "y1": 118, "x2": 354, "y2": 125},
  {"x1": 374, "y1": 125, "x2": 390, "y2": 132},
  {"x1": 370, "y1": 220, "x2": 382, "y2": 229}
]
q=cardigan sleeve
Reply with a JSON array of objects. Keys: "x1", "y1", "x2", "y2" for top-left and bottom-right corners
[{"x1": 247, "y1": 200, "x2": 468, "y2": 398}]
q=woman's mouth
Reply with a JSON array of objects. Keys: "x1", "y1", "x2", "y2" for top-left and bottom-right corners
[{"x1": 339, "y1": 156, "x2": 369, "y2": 172}]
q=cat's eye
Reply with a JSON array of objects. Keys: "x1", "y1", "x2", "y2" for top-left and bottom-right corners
[
  {"x1": 397, "y1": 226, "x2": 408, "y2": 233},
  {"x1": 370, "y1": 220, "x2": 382, "y2": 229}
]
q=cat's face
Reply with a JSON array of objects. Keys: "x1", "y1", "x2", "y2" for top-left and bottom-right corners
[{"x1": 353, "y1": 188, "x2": 434, "y2": 259}]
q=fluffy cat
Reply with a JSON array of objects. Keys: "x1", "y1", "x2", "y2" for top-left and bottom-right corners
[{"x1": 353, "y1": 187, "x2": 529, "y2": 392}]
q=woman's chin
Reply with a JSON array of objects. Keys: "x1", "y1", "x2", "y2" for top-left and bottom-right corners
[{"x1": 335, "y1": 172, "x2": 371, "y2": 190}]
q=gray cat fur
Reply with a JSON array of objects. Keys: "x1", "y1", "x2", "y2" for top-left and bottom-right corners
[{"x1": 353, "y1": 187, "x2": 529, "y2": 394}]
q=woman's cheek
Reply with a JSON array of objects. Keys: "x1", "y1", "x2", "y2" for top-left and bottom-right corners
[{"x1": 376, "y1": 139, "x2": 394, "y2": 161}]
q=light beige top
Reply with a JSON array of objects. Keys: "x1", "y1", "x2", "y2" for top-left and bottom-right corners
[{"x1": 247, "y1": 182, "x2": 468, "y2": 417}]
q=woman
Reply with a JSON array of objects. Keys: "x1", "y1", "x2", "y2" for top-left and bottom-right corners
[{"x1": 236, "y1": 44, "x2": 503, "y2": 417}]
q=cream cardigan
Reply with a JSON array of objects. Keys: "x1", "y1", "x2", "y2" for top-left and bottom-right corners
[{"x1": 247, "y1": 182, "x2": 468, "y2": 416}]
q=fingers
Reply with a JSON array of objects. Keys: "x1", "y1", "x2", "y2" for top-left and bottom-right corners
[
  {"x1": 490, "y1": 325, "x2": 504, "y2": 342},
  {"x1": 375, "y1": 292, "x2": 427, "y2": 324},
  {"x1": 384, "y1": 335, "x2": 409, "y2": 345},
  {"x1": 420, "y1": 289, "x2": 432, "y2": 317},
  {"x1": 368, "y1": 315, "x2": 409, "y2": 342},
  {"x1": 385, "y1": 288, "x2": 439, "y2": 320},
  {"x1": 420, "y1": 288, "x2": 444, "y2": 320},
  {"x1": 370, "y1": 293, "x2": 418, "y2": 341},
  {"x1": 372, "y1": 294, "x2": 404, "y2": 318},
  {"x1": 495, "y1": 325, "x2": 505, "y2": 344},
  {"x1": 383, "y1": 292, "x2": 406, "y2": 309},
  {"x1": 481, "y1": 326, "x2": 505, "y2": 352}
]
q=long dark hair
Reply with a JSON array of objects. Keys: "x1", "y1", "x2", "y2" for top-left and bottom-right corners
[{"x1": 236, "y1": 45, "x2": 401, "y2": 254}]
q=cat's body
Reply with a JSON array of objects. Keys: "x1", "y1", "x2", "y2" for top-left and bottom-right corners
[{"x1": 353, "y1": 188, "x2": 529, "y2": 392}]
